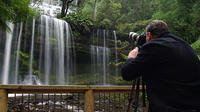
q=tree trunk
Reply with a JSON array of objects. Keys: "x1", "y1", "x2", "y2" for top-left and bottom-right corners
[
  {"x1": 65, "y1": 0, "x2": 74, "y2": 16},
  {"x1": 61, "y1": 0, "x2": 74, "y2": 17},
  {"x1": 61, "y1": 0, "x2": 67, "y2": 17},
  {"x1": 93, "y1": 0, "x2": 98, "y2": 20}
]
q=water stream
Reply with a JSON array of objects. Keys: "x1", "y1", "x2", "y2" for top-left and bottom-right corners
[
  {"x1": 0, "y1": 15, "x2": 75, "y2": 85},
  {"x1": 14, "y1": 23, "x2": 23, "y2": 84},
  {"x1": 90, "y1": 29, "x2": 118, "y2": 85},
  {"x1": 0, "y1": 0, "x2": 120, "y2": 85},
  {"x1": 1, "y1": 23, "x2": 14, "y2": 84}
]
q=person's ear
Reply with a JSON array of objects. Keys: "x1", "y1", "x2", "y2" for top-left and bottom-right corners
[
  {"x1": 148, "y1": 32, "x2": 154, "y2": 40},
  {"x1": 147, "y1": 32, "x2": 151, "y2": 37}
]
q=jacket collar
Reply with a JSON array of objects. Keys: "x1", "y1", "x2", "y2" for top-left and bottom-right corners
[{"x1": 155, "y1": 31, "x2": 170, "y2": 38}]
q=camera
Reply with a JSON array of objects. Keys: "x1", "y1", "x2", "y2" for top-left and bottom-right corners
[{"x1": 129, "y1": 32, "x2": 146, "y2": 46}]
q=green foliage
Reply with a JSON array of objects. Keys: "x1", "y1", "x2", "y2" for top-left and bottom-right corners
[
  {"x1": 79, "y1": 0, "x2": 200, "y2": 44},
  {"x1": 151, "y1": 0, "x2": 200, "y2": 43},
  {"x1": 18, "y1": 51, "x2": 30, "y2": 75},
  {"x1": 117, "y1": 23, "x2": 132, "y2": 35},
  {"x1": 80, "y1": 0, "x2": 95, "y2": 20},
  {"x1": 71, "y1": 73, "x2": 99, "y2": 85},
  {"x1": 190, "y1": 1, "x2": 200, "y2": 38},
  {"x1": 62, "y1": 12, "x2": 94, "y2": 33},
  {"x1": 131, "y1": 20, "x2": 152, "y2": 33},
  {"x1": 79, "y1": 0, "x2": 157, "y2": 33},
  {"x1": 76, "y1": 0, "x2": 157, "y2": 36},
  {"x1": 117, "y1": 18, "x2": 151, "y2": 36},
  {"x1": 191, "y1": 38, "x2": 200, "y2": 50},
  {"x1": 191, "y1": 38, "x2": 200, "y2": 59},
  {"x1": 112, "y1": 76, "x2": 133, "y2": 85},
  {"x1": 0, "y1": 0, "x2": 36, "y2": 31},
  {"x1": 109, "y1": 60, "x2": 124, "y2": 66},
  {"x1": 120, "y1": 53, "x2": 128, "y2": 60},
  {"x1": 17, "y1": 51, "x2": 38, "y2": 75},
  {"x1": 96, "y1": 0, "x2": 122, "y2": 29},
  {"x1": 19, "y1": 51, "x2": 29, "y2": 58},
  {"x1": 71, "y1": 73, "x2": 132, "y2": 85},
  {"x1": 33, "y1": 70, "x2": 39, "y2": 76},
  {"x1": 118, "y1": 0, "x2": 154, "y2": 22}
]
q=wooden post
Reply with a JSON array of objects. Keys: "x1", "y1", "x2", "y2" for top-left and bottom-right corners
[
  {"x1": 0, "y1": 89, "x2": 8, "y2": 112},
  {"x1": 84, "y1": 89, "x2": 94, "y2": 112}
]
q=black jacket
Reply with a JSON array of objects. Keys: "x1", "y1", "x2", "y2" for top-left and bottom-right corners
[{"x1": 122, "y1": 32, "x2": 200, "y2": 111}]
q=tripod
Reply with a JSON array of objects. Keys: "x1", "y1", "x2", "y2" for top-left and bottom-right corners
[{"x1": 127, "y1": 77, "x2": 146, "y2": 112}]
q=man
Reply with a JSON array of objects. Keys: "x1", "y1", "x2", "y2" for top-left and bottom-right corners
[{"x1": 122, "y1": 20, "x2": 200, "y2": 112}]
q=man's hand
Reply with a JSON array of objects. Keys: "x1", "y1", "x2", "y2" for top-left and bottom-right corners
[{"x1": 128, "y1": 47, "x2": 139, "y2": 58}]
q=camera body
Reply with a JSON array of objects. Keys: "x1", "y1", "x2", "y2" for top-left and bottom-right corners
[{"x1": 129, "y1": 32, "x2": 146, "y2": 46}]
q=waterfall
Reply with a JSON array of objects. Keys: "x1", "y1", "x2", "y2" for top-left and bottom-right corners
[
  {"x1": 29, "y1": 19, "x2": 36, "y2": 80},
  {"x1": 44, "y1": 16, "x2": 51, "y2": 85},
  {"x1": 0, "y1": 0, "x2": 76, "y2": 85},
  {"x1": 90, "y1": 29, "x2": 119, "y2": 85},
  {"x1": 0, "y1": 0, "x2": 123, "y2": 85},
  {"x1": 1, "y1": 23, "x2": 14, "y2": 84},
  {"x1": 31, "y1": 0, "x2": 79, "y2": 17},
  {"x1": 65, "y1": 23, "x2": 76, "y2": 84},
  {"x1": 14, "y1": 23, "x2": 23, "y2": 84},
  {"x1": 113, "y1": 31, "x2": 118, "y2": 76},
  {"x1": 54, "y1": 18, "x2": 65, "y2": 85},
  {"x1": 103, "y1": 30, "x2": 108, "y2": 84},
  {"x1": 0, "y1": 16, "x2": 75, "y2": 85},
  {"x1": 91, "y1": 29, "x2": 115, "y2": 85},
  {"x1": 39, "y1": 15, "x2": 75, "y2": 85},
  {"x1": 91, "y1": 45, "x2": 110, "y2": 84}
]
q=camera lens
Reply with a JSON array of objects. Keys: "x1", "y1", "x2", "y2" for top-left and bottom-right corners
[
  {"x1": 129, "y1": 32, "x2": 139, "y2": 41},
  {"x1": 129, "y1": 32, "x2": 147, "y2": 46}
]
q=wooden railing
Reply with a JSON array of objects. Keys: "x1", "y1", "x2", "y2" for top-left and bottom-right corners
[{"x1": 0, "y1": 85, "x2": 136, "y2": 112}]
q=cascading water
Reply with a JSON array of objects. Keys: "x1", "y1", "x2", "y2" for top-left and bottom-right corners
[
  {"x1": 37, "y1": 15, "x2": 76, "y2": 85},
  {"x1": 14, "y1": 23, "x2": 23, "y2": 84},
  {"x1": 43, "y1": 16, "x2": 51, "y2": 85},
  {"x1": 1, "y1": 23, "x2": 14, "y2": 84},
  {"x1": 113, "y1": 31, "x2": 118, "y2": 76},
  {"x1": 0, "y1": 1, "x2": 76, "y2": 85},
  {"x1": 90, "y1": 29, "x2": 118, "y2": 85},
  {"x1": 28, "y1": 18, "x2": 36, "y2": 85},
  {"x1": 31, "y1": 0, "x2": 79, "y2": 16},
  {"x1": 0, "y1": 0, "x2": 121, "y2": 85}
]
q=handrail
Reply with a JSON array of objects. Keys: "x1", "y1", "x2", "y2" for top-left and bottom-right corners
[{"x1": 0, "y1": 85, "x2": 133, "y2": 112}]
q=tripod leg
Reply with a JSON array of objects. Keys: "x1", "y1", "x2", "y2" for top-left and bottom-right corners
[
  {"x1": 133, "y1": 77, "x2": 140, "y2": 112},
  {"x1": 142, "y1": 77, "x2": 146, "y2": 107},
  {"x1": 142, "y1": 77, "x2": 147, "y2": 112},
  {"x1": 127, "y1": 81, "x2": 136, "y2": 112}
]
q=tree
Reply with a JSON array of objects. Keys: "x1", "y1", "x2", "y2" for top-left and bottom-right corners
[
  {"x1": 65, "y1": 0, "x2": 200, "y2": 44},
  {"x1": 93, "y1": 0, "x2": 98, "y2": 20},
  {"x1": 61, "y1": 0, "x2": 74, "y2": 17},
  {"x1": 0, "y1": 0, "x2": 35, "y2": 31},
  {"x1": 151, "y1": 0, "x2": 199, "y2": 43},
  {"x1": 79, "y1": 0, "x2": 96, "y2": 20},
  {"x1": 117, "y1": 0, "x2": 154, "y2": 23},
  {"x1": 190, "y1": 0, "x2": 200, "y2": 38},
  {"x1": 96, "y1": 0, "x2": 122, "y2": 29}
]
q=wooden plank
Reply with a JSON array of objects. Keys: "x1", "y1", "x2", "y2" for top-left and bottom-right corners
[
  {"x1": 0, "y1": 89, "x2": 8, "y2": 112},
  {"x1": 0, "y1": 85, "x2": 140, "y2": 93},
  {"x1": 0, "y1": 85, "x2": 131, "y2": 90}
]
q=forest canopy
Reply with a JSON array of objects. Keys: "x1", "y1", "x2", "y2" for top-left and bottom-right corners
[
  {"x1": 0, "y1": 0, "x2": 200, "y2": 44},
  {"x1": 0, "y1": 0, "x2": 36, "y2": 31},
  {"x1": 78, "y1": 0, "x2": 200, "y2": 43}
]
